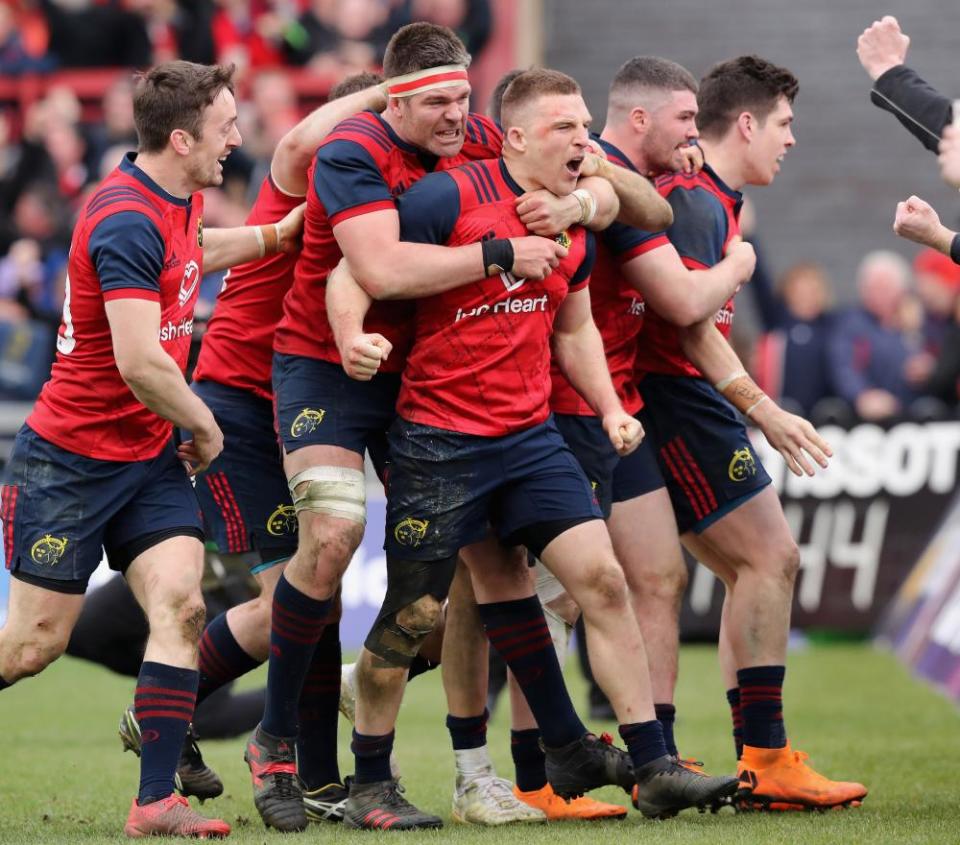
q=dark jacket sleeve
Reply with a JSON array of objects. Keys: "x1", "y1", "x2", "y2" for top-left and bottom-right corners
[{"x1": 870, "y1": 65, "x2": 952, "y2": 153}]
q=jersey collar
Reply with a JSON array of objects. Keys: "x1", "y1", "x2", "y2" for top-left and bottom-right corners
[
  {"x1": 121, "y1": 152, "x2": 190, "y2": 207},
  {"x1": 701, "y1": 162, "x2": 743, "y2": 208},
  {"x1": 498, "y1": 158, "x2": 525, "y2": 197},
  {"x1": 592, "y1": 134, "x2": 639, "y2": 173}
]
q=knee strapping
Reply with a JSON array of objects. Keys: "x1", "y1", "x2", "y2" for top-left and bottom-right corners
[{"x1": 288, "y1": 467, "x2": 366, "y2": 525}]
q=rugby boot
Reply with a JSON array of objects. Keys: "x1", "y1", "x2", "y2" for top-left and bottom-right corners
[
  {"x1": 343, "y1": 779, "x2": 443, "y2": 830},
  {"x1": 544, "y1": 731, "x2": 635, "y2": 798},
  {"x1": 514, "y1": 783, "x2": 627, "y2": 820},
  {"x1": 631, "y1": 754, "x2": 740, "y2": 819},
  {"x1": 119, "y1": 705, "x2": 224, "y2": 802},
  {"x1": 244, "y1": 724, "x2": 307, "y2": 831},
  {"x1": 676, "y1": 755, "x2": 732, "y2": 812},
  {"x1": 123, "y1": 794, "x2": 231, "y2": 838},
  {"x1": 303, "y1": 779, "x2": 350, "y2": 823},
  {"x1": 736, "y1": 744, "x2": 867, "y2": 811},
  {"x1": 451, "y1": 768, "x2": 546, "y2": 825}
]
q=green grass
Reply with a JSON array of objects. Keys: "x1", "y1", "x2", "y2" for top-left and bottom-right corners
[{"x1": 0, "y1": 644, "x2": 957, "y2": 843}]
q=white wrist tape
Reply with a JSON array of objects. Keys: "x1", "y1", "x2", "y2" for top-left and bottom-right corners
[
  {"x1": 254, "y1": 226, "x2": 265, "y2": 259},
  {"x1": 572, "y1": 188, "x2": 597, "y2": 225},
  {"x1": 715, "y1": 370, "x2": 747, "y2": 392}
]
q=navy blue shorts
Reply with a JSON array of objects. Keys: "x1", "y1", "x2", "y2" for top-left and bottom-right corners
[
  {"x1": 553, "y1": 414, "x2": 619, "y2": 519},
  {"x1": 272, "y1": 353, "x2": 395, "y2": 470},
  {"x1": 385, "y1": 416, "x2": 603, "y2": 561},
  {"x1": 189, "y1": 380, "x2": 296, "y2": 571},
  {"x1": 1, "y1": 425, "x2": 203, "y2": 594},
  {"x1": 638, "y1": 374, "x2": 771, "y2": 534},
  {"x1": 611, "y1": 425, "x2": 665, "y2": 504}
]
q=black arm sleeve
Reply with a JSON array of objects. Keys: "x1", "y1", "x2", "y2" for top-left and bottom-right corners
[{"x1": 870, "y1": 65, "x2": 953, "y2": 153}]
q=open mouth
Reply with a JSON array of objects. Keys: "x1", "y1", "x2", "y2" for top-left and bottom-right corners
[
  {"x1": 566, "y1": 155, "x2": 584, "y2": 177},
  {"x1": 436, "y1": 127, "x2": 461, "y2": 143}
]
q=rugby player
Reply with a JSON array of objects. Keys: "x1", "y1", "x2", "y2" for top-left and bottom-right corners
[{"x1": 0, "y1": 60, "x2": 301, "y2": 838}]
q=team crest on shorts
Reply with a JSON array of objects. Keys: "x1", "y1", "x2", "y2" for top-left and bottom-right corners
[
  {"x1": 728, "y1": 447, "x2": 758, "y2": 482},
  {"x1": 394, "y1": 517, "x2": 429, "y2": 548},
  {"x1": 197, "y1": 215, "x2": 203, "y2": 247},
  {"x1": 290, "y1": 408, "x2": 326, "y2": 438},
  {"x1": 555, "y1": 230, "x2": 572, "y2": 249},
  {"x1": 266, "y1": 504, "x2": 298, "y2": 536},
  {"x1": 30, "y1": 534, "x2": 69, "y2": 566}
]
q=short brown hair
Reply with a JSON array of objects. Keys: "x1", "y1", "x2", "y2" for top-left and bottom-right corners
[
  {"x1": 134, "y1": 61, "x2": 236, "y2": 153},
  {"x1": 487, "y1": 68, "x2": 525, "y2": 124},
  {"x1": 696, "y1": 55, "x2": 797, "y2": 139},
  {"x1": 383, "y1": 22, "x2": 471, "y2": 79},
  {"x1": 500, "y1": 68, "x2": 581, "y2": 129},
  {"x1": 329, "y1": 71, "x2": 385, "y2": 101}
]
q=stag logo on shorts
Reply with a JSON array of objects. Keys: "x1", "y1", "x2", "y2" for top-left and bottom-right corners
[
  {"x1": 267, "y1": 504, "x2": 298, "y2": 536},
  {"x1": 555, "y1": 230, "x2": 572, "y2": 250},
  {"x1": 290, "y1": 408, "x2": 326, "y2": 438},
  {"x1": 728, "y1": 447, "x2": 758, "y2": 482},
  {"x1": 30, "y1": 534, "x2": 68, "y2": 566},
  {"x1": 394, "y1": 517, "x2": 429, "y2": 548}
]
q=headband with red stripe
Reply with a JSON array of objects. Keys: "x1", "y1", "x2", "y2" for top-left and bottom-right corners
[{"x1": 386, "y1": 64, "x2": 470, "y2": 98}]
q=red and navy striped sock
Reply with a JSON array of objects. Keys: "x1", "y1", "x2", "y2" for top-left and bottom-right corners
[
  {"x1": 261, "y1": 573, "x2": 333, "y2": 738},
  {"x1": 196, "y1": 612, "x2": 260, "y2": 706},
  {"x1": 510, "y1": 728, "x2": 547, "y2": 792},
  {"x1": 446, "y1": 709, "x2": 488, "y2": 751},
  {"x1": 726, "y1": 687, "x2": 744, "y2": 759},
  {"x1": 654, "y1": 703, "x2": 678, "y2": 757},
  {"x1": 352, "y1": 729, "x2": 395, "y2": 784},
  {"x1": 477, "y1": 596, "x2": 585, "y2": 748},
  {"x1": 619, "y1": 719, "x2": 668, "y2": 771},
  {"x1": 737, "y1": 665, "x2": 787, "y2": 749},
  {"x1": 135, "y1": 661, "x2": 198, "y2": 804},
  {"x1": 296, "y1": 620, "x2": 342, "y2": 790}
]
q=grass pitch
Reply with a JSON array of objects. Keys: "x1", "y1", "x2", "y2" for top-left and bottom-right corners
[{"x1": 0, "y1": 643, "x2": 957, "y2": 844}]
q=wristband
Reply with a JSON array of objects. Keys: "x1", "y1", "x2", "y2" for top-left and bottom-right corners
[
  {"x1": 950, "y1": 233, "x2": 960, "y2": 266},
  {"x1": 481, "y1": 238, "x2": 515, "y2": 275},
  {"x1": 745, "y1": 395, "x2": 770, "y2": 418},
  {"x1": 253, "y1": 226, "x2": 266, "y2": 258},
  {"x1": 572, "y1": 188, "x2": 597, "y2": 225},
  {"x1": 714, "y1": 370, "x2": 747, "y2": 392}
]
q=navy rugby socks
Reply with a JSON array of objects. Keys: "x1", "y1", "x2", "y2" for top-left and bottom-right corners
[
  {"x1": 726, "y1": 687, "x2": 744, "y2": 759},
  {"x1": 352, "y1": 729, "x2": 395, "y2": 783},
  {"x1": 446, "y1": 710, "x2": 488, "y2": 751},
  {"x1": 738, "y1": 665, "x2": 787, "y2": 749},
  {"x1": 619, "y1": 719, "x2": 669, "y2": 771},
  {"x1": 196, "y1": 613, "x2": 260, "y2": 706},
  {"x1": 654, "y1": 703, "x2": 678, "y2": 757},
  {"x1": 297, "y1": 621, "x2": 343, "y2": 790},
  {"x1": 511, "y1": 728, "x2": 548, "y2": 791}
]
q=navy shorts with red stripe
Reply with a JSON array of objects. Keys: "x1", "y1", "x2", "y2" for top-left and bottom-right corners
[
  {"x1": 553, "y1": 413, "x2": 620, "y2": 519},
  {"x1": 611, "y1": 419, "x2": 666, "y2": 504},
  {"x1": 189, "y1": 380, "x2": 297, "y2": 570},
  {"x1": 1, "y1": 425, "x2": 203, "y2": 593},
  {"x1": 637, "y1": 373, "x2": 770, "y2": 534}
]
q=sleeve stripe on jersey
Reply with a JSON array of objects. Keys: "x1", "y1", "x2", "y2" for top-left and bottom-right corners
[
  {"x1": 338, "y1": 118, "x2": 392, "y2": 152},
  {"x1": 619, "y1": 234, "x2": 670, "y2": 263},
  {"x1": 329, "y1": 199, "x2": 396, "y2": 227},
  {"x1": 461, "y1": 162, "x2": 493, "y2": 204},
  {"x1": 88, "y1": 185, "x2": 151, "y2": 210},
  {"x1": 88, "y1": 188, "x2": 158, "y2": 218},
  {"x1": 468, "y1": 114, "x2": 489, "y2": 146},
  {"x1": 102, "y1": 287, "x2": 161, "y2": 303},
  {"x1": 473, "y1": 161, "x2": 501, "y2": 201}
]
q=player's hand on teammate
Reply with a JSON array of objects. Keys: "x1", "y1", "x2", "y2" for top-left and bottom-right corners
[
  {"x1": 516, "y1": 190, "x2": 581, "y2": 235},
  {"x1": 509, "y1": 235, "x2": 568, "y2": 280},
  {"x1": 276, "y1": 202, "x2": 307, "y2": 255},
  {"x1": 749, "y1": 401, "x2": 832, "y2": 477},
  {"x1": 602, "y1": 410, "x2": 644, "y2": 456},
  {"x1": 178, "y1": 420, "x2": 225, "y2": 475},
  {"x1": 857, "y1": 15, "x2": 909, "y2": 81},
  {"x1": 893, "y1": 195, "x2": 953, "y2": 251},
  {"x1": 725, "y1": 236, "x2": 757, "y2": 281},
  {"x1": 939, "y1": 127, "x2": 960, "y2": 189},
  {"x1": 341, "y1": 333, "x2": 393, "y2": 381},
  {"x1": 678, "y1": 143, "x2": 704, "y2": 175}
]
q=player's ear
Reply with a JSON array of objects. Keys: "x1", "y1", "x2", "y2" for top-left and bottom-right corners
[
  {"x1": 387, "y1": 96, "x2": 404, "y2": 120},
  {"x1": 506, "y1": 125, "x2": 527, "y2": 154},
  {"x1": 736, "y1": 111, "x2": 754, "y2": 142},
  {"x1": 630, "y1": 105, "x2": 649, "y2": 135},
  {"x1": 170, "y1": 128, "x2": 192, "y2": 156}
]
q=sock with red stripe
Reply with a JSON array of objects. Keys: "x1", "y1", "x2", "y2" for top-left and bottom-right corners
[
  {"x1": 135, "y1": 661, "x2": 198, "y2": 804},
  {"x1": 726, "y1": 687, "x2": 744, "y2": 759},
  {"x1": 446, "y1": 709, "x2": 488, "y2": 751},
  {"x1": 196, "y1": 612, "x2": 260, "y2": 706},
  {"x1": 737, "y1": 665, "x2": 786, "y2": 749},
  {"x1": 352, "y1": 729, "x2": 394, "y2": 784},
  {"x1": 654, "y1": 703, "x2": 678, "y2": 757},
  {"x1": 510, "y1": 728, "x2": 547, "y2": 791},
  {"x1": 297, "y1": 620, "x2": 342, "y2": 790},
  {"x1": 619, "y1": 719, "x2": 668, "y2": 770},
  {"x1": 477, "y1": 596, "x2": 585, "y2": 748},
  {"x1": 261, "y1": 573, "x2": 333, "y2": 739}
]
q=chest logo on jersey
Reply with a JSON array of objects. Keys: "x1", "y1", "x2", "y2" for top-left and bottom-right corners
[
  {"x1": 291, "y1": 408, "x2": 326, "y2": 438},
  {"x1": 30, "y1": 534, "x2": 69, "y2": 566},
  {"x1": 500, "y1": 272, "x2": 526, "y2": 292},
  {"x1": 267, "y1": 504, "x2": 298, "y2": 536},
  {"x1": 555, "y1": 230, "x2": 572, "y2": 250},
  {"x1": 728, "y1": 447, "x2": 758, "y2": 482},
  {"x1": 394, "y1": 517, "x2": 429, "y2": 548},
  {"x1": 178, "y1": 260, "x2": 201, "y2": 306},
  {"x1": 197, "y1": 215, "x2": 203, "y2": 247}
]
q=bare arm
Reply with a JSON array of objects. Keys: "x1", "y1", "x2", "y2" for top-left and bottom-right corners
[
  {"x1": 202, "y1": 202, "x2": 305, "y2": 274},
  {"x1": 552, "y1": 287, "x2": 643, "y2": 455},
  {"x1": 679, "y1": 319, "x2": 831, "y2": 476},
  {"x1": 623, "y1": 239, "x2": 756, "y2": 327},
  {"x1": 581, "y1": 154, "x2": 673, "y2": 231},
  {"x1": 325, "y1": 258, "x2": 393, "y2": 380},
  {"x1": 105, "y1": 297, "x2": 222, "y2": 471},
  {"x1": 515, "y1": 176, "x2": 620, "y2": 235}
]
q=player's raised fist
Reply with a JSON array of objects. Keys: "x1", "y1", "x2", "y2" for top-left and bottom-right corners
[
  {"x1": 510, "y1": 235, "x2": 568, "y2": 280},
  {"x1": 727, "y1": 238, "x2": 757, "y2": 281},
  {"x1": 857, "y1": 16, "x2": 909, "y2": 81},
  {"x1": 602, "y1": 410, "x2": 644, "y2": 456},
  {"x1": 893, "y1": 195, "x2": 950, "y2": 250},
  {"x1": 342, "y1": 332, "x2": 393, "y2": 381}
]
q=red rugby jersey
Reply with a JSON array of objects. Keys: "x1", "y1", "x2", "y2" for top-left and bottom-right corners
[
  {"x1": 28, "y1": 154, "x2": 204, "y2": 461},
  {"x1": 394, "y1": 158, "x2": 595, "y2": 436},
  {"x1": 634, "y1": 163, "x2": 742, "y2": 379},
  {"x1": 549, "y1": 137, "x2": 668, "y2": 416},
  {"x1": 273, "y1": 110, "x2": 502, "y2": 373},
  {"x1": 192, "y1": 174, "x2": 301, "y2": 400}
]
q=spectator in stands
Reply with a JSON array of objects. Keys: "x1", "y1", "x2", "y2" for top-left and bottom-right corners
[
  {"x1": 40, "y1": 0, "x2": 153, "y2": 68},
  {"x1": 827, "y1": 250, "x2": 921, "y2": 421},
  {"x1": 211, "y1": 0, "x2": 285, "y2": 78},
  {"x1": 84, "y1": 76, "x2": 139, "y2": 176},
  {"x1": 0, "y1": 0, "x2": 54, "y2": 74},
  {"x1": 402, "y1": 0, "x2": 491, "y2": 56},
  {"x1": 284, "y1": 0, "x2": 389, "y2": 75}
]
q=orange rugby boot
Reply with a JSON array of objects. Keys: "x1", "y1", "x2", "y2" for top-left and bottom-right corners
[
  {"x1": 124, "y1": 794, "x2": 231, "y2": 838},
  {"x1": 513, "y1": 782, "x2": 627, "y2": 821}
]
